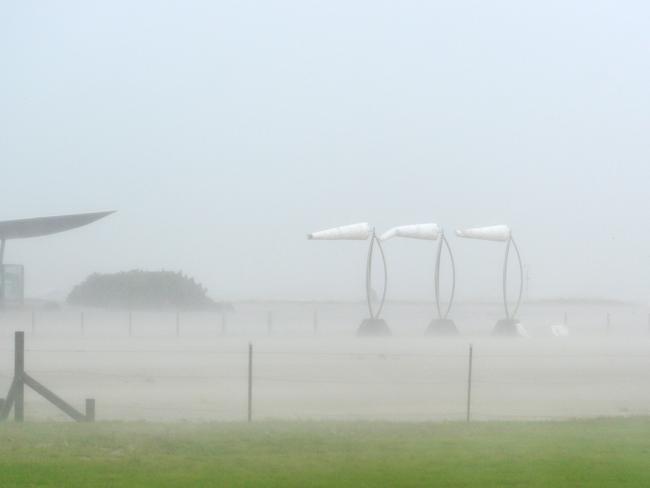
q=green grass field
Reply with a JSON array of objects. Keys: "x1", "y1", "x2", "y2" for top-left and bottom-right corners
[{"x1": 1, "y1": 418, "x2": 649, "y2": 487}]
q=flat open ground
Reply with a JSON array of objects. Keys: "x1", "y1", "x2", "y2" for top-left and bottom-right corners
[
  {"x1": 1, "y1": 418, "x2": 650, "y2": 487},
  {"x1": 1, "y1": 302, "x2": 649, "y2": 422}
]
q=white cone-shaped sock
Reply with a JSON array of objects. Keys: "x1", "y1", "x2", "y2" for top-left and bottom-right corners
[
  {"x1": 307, "y1": 222, "x2": 371, "y2": 240},
  {"x1": 381, "y1": 223, "x2": 440, "y2": 241},
  {"x1": 455, "y1": 225, "x2": 511, "y2": 242}
]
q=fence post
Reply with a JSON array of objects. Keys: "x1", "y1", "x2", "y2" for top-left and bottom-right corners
[
  {"x1": 85, "y1": 398, "x2": 95, "y2": 422},
  {"x1": 466, "y1": 343, "x2": 473, "y2": 423},
  {"x1": 176, "y1": 311, "x2": 180, "y2": 337},
  {"x1": 313, "y1": 308, "x2": 319, "y2": 335},
  {"x1": 267, "y1": 311, "x2": 273, "y2": 336},
  {"x1": 15, "y1": 331, "x2": 24, "y2": 422},
  {"x1": 248, "y1": 342, "x2": 253, "y2": 422}
]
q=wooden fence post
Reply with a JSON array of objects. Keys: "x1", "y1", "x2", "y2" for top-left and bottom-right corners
[
  {"x1": 248, "y1": 343, "x2": 253, "y2": 422},
  {"x1": 466, "y1": 344, "x2": 473, "y2": 423},
  {"x1": 85, "y1": 399, "x2": 95, "y2": 422},
  {"x1": 1, "y1": 331, "x2": 93, "y2": 423}
]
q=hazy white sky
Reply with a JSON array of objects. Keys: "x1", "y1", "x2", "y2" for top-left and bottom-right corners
[{"x1": 1, "y1": 1, "x2": 649, "y2": 303}]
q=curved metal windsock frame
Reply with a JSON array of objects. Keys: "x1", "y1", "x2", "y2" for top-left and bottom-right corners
[
  {"x1": 365, "y1": 229, "x2": 388, "y2": 319},
  {"x1": 434, "y1": 232, "x2": 456, "y2": 319},
  {"x1": 380, "y1": 223, "x2": 454, "y2": 320},
  {"x1": 456, "y1": 225, "x2": 523, "y2": 320},
  {"x1": 307, "y1": 222, "x2": 388, "y2": 321}
]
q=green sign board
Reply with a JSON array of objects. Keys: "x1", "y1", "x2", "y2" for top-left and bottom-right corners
[{"x1": 1, "y1": 264, "x2": 24, "y2": 306}]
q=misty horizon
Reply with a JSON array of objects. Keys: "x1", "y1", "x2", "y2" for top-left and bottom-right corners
[{"x1": 2, "y1": 1, "x2": 648, "y2": 304}]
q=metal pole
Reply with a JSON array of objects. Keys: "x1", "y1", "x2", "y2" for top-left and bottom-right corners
[
  {"x1": 15, "y1": 331, "x2": 24, "y2": 422},
  {"x1": 364, "y1": 230, "x2": 388, "y2": 320},
  {"x1": 436, "y1": 234, "x2": 456, "y2": 319},
  {"x1": 247, "y1": 342, "x2": 253, "y2": 422},
  {"x1": 466, "y1": 344, "x2": 473, "y2": 423},
  {"x1": 0, "y1": 239, "x2": 5, "y2": 309},
  {"x1": 434, "y1": 236, "x2": 443, "y2": 319},
  {"x1": 502, "y1": 236, "x2": 524, "y2": 320},
  {"x1": 365, "y1": 231, "x2": 375, "y2": 318}
]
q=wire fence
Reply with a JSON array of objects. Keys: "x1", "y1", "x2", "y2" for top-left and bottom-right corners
[
  {"x1": 0, "y1": 302, "x2": 649, "y2": 338},
  {"x1": 0, "y1": 304, "x2": 649, "y2": 422},
  {"x1": 0, "y1": 339, "x2": 649, "y2": 422}
]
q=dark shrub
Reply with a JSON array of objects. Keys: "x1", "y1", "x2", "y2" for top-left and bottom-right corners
[{"x1": 67, "y1": 270, "x2": 218, "y2": 309}]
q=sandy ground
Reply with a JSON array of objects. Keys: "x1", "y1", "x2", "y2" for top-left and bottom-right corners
[{"x1": 0, "y1": 301, "x2": 649, "y2": 422}]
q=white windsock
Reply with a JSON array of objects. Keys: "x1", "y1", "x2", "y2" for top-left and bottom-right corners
[
  {"x1": 381, "y1": 223, "x2": 441, "y2": 241},
  {"x1": 307, "y1": 222, "x2": 371, "y2": 240},
  {"x1": 455, "y1": 225, "x2": 511, "y2": 242}
]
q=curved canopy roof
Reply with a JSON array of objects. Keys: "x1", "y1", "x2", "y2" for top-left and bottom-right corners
[{"x1": 0, "y1": 211, "x2": 115, "y2": 240}]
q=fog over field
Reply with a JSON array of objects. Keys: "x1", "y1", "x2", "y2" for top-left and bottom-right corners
[
  {"x1": 0, "y1": 301, "x2": 648, "y2": 422},
  {"x1": 1, "y1": 1, "x2": 650, "y2": 430},
  {"x1": 1, "y1": 1, "x2": 649, "y2": 305}
]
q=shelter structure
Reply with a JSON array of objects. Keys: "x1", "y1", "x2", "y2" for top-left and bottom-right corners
[
  {"x1": 308, "y1": 222, "x2": 390, "y2": 336},
  {"x1": 456, "y1": 225, "x2": 524, "y2": 336},
  {"x1": 381, "y1": 223, "x2": 457, "y2": 335},
  {"x1": 0, "y1": 211, "x2": 115, "y2": 307}
]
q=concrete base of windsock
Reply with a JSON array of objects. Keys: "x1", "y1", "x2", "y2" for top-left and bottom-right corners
[
  {"x1": 492, "y1": 318, "x2": 526, "y2": 337},
  {"x1": 426, "y1": 318, "x2": 459, "y2": 336},
  {"x1": 357, "y1": 318, "x2": 391, "y2": 337}
]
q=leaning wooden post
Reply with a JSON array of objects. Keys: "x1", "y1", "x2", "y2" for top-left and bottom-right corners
[
  {"x1": 85, "y1": 398, "x2": 95, "y2": 422},
  {"x1": 15, "y1": 331, "x2": 24, "y2": 422},
  {"x1": 247, "y1": 343, "x2": 253, "y2": 422},
  {"x1": 466, "y1": 344, "x2": 473, "y2": 423}
]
